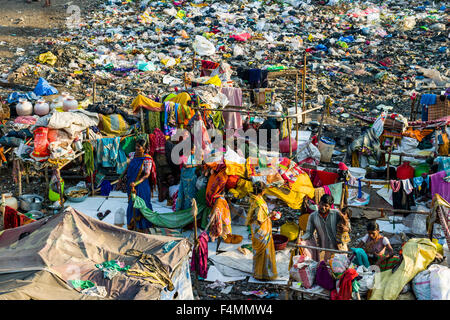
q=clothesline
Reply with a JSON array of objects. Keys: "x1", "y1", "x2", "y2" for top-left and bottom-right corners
[{"x1": 346, "y1": 204, "x2": 430, "y2": 215}]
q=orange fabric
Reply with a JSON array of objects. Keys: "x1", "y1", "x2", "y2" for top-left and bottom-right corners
[
  {"x1": 402, "y1": 127, "x2": 434, "y2": 142},
  {"x1": 209, "y1": 196, "x2": 232, "y2": 241},
  {"x1": 438, "y1": 133, "x2": 449, "y2": 156},
  {"x1": 206, "y1": 168, "x2": 228, "y2": 207}
]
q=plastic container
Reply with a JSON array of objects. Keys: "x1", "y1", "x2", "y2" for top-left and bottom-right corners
[
  {"x1": 273, "y1": 233, "x2": 289, "y2": 250},
  {"x1": 349, "y1": 167, "x2": 367, "y2": 179},
  {"x1": 318, "y1": 137, "x2": 335, "y2": 163},
  {"x1": 49, "y1": 179, "x2": 65, "y2": 202},
  {"x1": 280, "y1": 221, "x2": 300, "y2": 241},
  {"x1": 114, "y1": 208, "x2": 125, "y2": 227}
]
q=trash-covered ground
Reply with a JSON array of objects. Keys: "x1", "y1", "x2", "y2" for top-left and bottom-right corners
[{"x1": 0, "y1": 0, "x2": 448, "y2": 300}]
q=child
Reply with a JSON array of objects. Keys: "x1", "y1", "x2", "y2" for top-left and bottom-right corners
[{"x1": 336, "y1": 207, "x2": 351, "y2": 252}]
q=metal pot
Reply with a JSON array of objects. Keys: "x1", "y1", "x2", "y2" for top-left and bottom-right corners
[{"x1": 18, "y1": 194, "x2": 44, "y2": 212}]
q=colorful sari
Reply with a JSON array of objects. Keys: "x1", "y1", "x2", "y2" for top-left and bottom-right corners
[
  {"x1": 205, "y1": 168, "x2": 228, "y2": 207},
  {"x1": 208, "y1": 195, "x2": 232, "y2": 242},
  {"x1": 246, "y1": 194, "x2": 278, "y2": 281},
  {"x1": 175, "y1": 166, "x2": 197, "y2": 211},
  {"x1": 127, "y1": 154, "x2": 153, "y2": 232},
  {"x1": 364, "y1": 236, "x2": 401, "y2": 271}
]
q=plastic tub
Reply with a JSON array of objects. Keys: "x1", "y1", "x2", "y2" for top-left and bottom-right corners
[
  {"x1": 273, "y1": 234, "x2": 289, "y2": 250},
  {"x1": 318, "y1": 137, "x2": 335, "y2": 162},
  {"x1": 348, "y1": 167, "x2": 367, "y2": 179}
]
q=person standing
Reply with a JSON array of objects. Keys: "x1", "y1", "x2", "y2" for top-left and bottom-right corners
[
  {"x1": 122, "y1": 139, "x2": 155, "y2": 233},
  {"x1": 246, "y1": 181, "x2": 278, "y2": 281},
  {"x1": 301, "y1": 194, "x2": 343, "y2": 261}
]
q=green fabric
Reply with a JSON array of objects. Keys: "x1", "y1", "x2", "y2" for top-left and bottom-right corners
[
  {"x1": 133, "y1": 194, "x2": 205, "y2": 229},
  {"x1": 163, "y1": 93, "x2": 177, "y2": 102},
  {"x1": 328, "y1": 182, "x2": 343, "y2": 205},
  {"x1": 212, "y1": 111, "x2": 224, "y2": 130},
  {"x1": 70, "y1": 280, "x2": 95, "y2": 290},
  {"x1": 82, "y1": 141, "x2": 95, "y2": 176},
  {"x1": 147, "y1": 111, "x2": 161, "y2": 134},
  {"x1": 196, "y1": 188, "x2": 211, "y2": 230},
  {"x1": 120, "y1": 136, "x2": 136, "y2": 157},
  {"x1": 95, "y1": 260, "x2": 130, "y2": 272},
  {"x1": 352, "y1": 279, "x2": 360, "y2": 293}
]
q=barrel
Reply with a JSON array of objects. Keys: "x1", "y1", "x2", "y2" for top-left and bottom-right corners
[{"x1": 318, "y1": 137, "x2": 336, "y2": 163}]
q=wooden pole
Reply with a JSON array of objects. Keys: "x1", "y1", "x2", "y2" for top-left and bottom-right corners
[
  {"x1": 191, "y1": 199, "x2": 200, "y2": 291},
  {"x1": 17, "y1": 159, "x2": 22, "y2": 196},
  {"x1": 93, "y1": 77, "x2": 97, "y2": 104},
  {"x1": 295, "y1": 71, "x2": 299, "y2": 146},
  {"x1": 140, "y1": 108, "x2": 145, "y2": 134},
  {"x1": 57, "y1": 168, "x2": 64, "y2": 207},
  {"x1": 302, "y1": 52, "x2": 307, "y2": 124},
  {"x1": 346, "y1": 205, "x2": 430, "y2": 215},
  {"x1": 296, "y1": 244, "x2": 352, "y2": 255}
]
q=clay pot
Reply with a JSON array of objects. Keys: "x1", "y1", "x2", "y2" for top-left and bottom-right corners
[
  {"x1": 16, "y1": 98, "x2": 33, "y2": 116},
  {"x1": 63, "y1": 96, "x2": 78, "y2": 111},
  {"x1": 34, "y1": 99, "x2": 50, "y2": 116}
]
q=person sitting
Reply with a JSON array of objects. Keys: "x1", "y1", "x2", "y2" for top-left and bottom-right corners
[{"x1": 356, "y1": 221, "x2": 401, "y2": 271}]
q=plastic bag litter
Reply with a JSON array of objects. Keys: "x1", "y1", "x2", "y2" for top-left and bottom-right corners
[{"x1": 193, "y1": 35, "x2": 216, "y2": 56}]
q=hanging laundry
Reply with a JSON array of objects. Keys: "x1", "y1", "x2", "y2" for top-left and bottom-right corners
[
  {"x1": 131, "y1": 94, "x2": 163, "y2": 113},
  {"x1": 191, "y1": 231, "x2": 209, "y2": 278},
  {"x1": 430, "y1": 171, "x2": 450, "y2": 203}
]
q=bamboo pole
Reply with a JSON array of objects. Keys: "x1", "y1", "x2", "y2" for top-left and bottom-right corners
[
  {"x1": 191, "y1": 199, "x2": 200, "y2": 291},
  {"x1": 295, "y1": 244, "x2": 352, "y2": 255},
  {"x1": 346, "y1": 205, "x2": 430, "y2": 215},
  {"x1": 302, "y1": 52, "x2": 307, "y2": 124},
  {"x1": 17, "y1": 159, "x2": 22, "y2": 196}
]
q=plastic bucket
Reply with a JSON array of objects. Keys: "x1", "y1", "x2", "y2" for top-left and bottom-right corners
[{"x1": 318, "y1": 137, "x2": 335, "y2": 162}]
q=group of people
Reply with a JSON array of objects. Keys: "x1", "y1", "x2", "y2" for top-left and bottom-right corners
[{"x1": 120, "y1": 138, "x2": 400, "y2": 282}]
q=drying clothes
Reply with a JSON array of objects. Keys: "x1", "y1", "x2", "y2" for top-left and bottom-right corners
[
  {"x1": 437, "y1": 157, "x2": 450, "y2": 176},
  {"x1": 420, "y1": 94, "x2": 437, "y2": 121},
  {"x1": 212, "y1": 111, "x2": 225, "y2": 130},
  {"x1": 119, "y1": 136, "x2": 136, "y2": 157},
  {"x1": 163, "y1": 102, "x2": 177, "y2": 136},
  {"x1": 265, "y1": 173, "x2": 315, "y2": 209},
  {"x1": 429, "y1": 194, "x2": 450, "y2": 251},
  {"x1": 314, "y1": 187, "x2": 325, "y2": 205},
  {"x1": 402, "y1": 127, "x2": 433, "y2": 142},
  {"x1": 100, "y1": 180, "x2": 112, "y2": 197},
  {"x1": 328, "y1": 182, "x2": 344, "y2": 206},
  {"x1": 223, "y1": 106, "x2": 243, "y2": 130},
  {"x1": 147, "y1": 111, "x2": 161, "y2": 133},
  {"x1": 191, "y1": 231, "x2": 209, "y2": 279},
  {"x1": 437, "y1": 131, "x2": 449, "y2": 156},
  {"x1": 331, "y1": 268, "x2": 359, "y2": 300},
  {"x1": 125, "y1": 249, "x2": 174, "y2": 291},
  {"x1": 220, "y1": 87, "x2": 243, "y2": 107},
  {"x1": 166, "y1": 92, "x2": 191, "y2": 107},
  {"x1": 430, "y1": 171, "x2": 450, "y2": 203},
  {"x1": 392, "y1": 182, "x2": 415, "y2": 211},
  {"x1": 208, "y1": 196, "x2": 232, "y2": 242},
  {"x1": 131, "y1": 94, "x2": 163, "y2": 113},
  {"x1": 401, "y1": 179, "x2": 414, "y2": 195},
  {"x1": 99, "y1": 114, "x2": 131, "y2": 136},
  {"x1": 95, "y1": 260, "x2": 130, "y2": 280},
  {"x1": 82, "y1": 141, "x2": 94, "y2": 176},
  {"x1": 87, "y1": 103, "x2": 139, "y2": 125},
  {"x1": 153, "y1": 128, "x2": 166, "y2": 154},
  {"x1": 96, "y1": 137, "x2": 128, "y2": 175},
  {"x1": 175, "y1": 167, "x2": 197, "y2": 211},
  {"x1": 229, "y1": 179, "x2": 253, "y2": 199}
]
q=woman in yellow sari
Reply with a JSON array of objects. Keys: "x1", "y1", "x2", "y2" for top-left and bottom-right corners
[{"x1": 246, "y1": 181, "x2": 278, "y2": 281}]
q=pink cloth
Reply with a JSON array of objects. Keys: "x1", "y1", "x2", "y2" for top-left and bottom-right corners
[
  {"x1": 14, "y1": 116, "x2": 37, "y2": 125},
  {"x1": 191, "y1": 231, "x2": 209, "y2": 279},
  {"x1": 431, "y1": 170, "x2": 450, "y2": 203},
  {"x1": 220, "y1": 87, "x2": 242, "y2": 107},
  {"x1": 230, "y1": 33, "x2": 252, "y2": 41}
]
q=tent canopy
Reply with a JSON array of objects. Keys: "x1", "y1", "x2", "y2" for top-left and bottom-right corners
[{"x1": 0, "y1": 207, "x2": 191, "y2": 300}]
